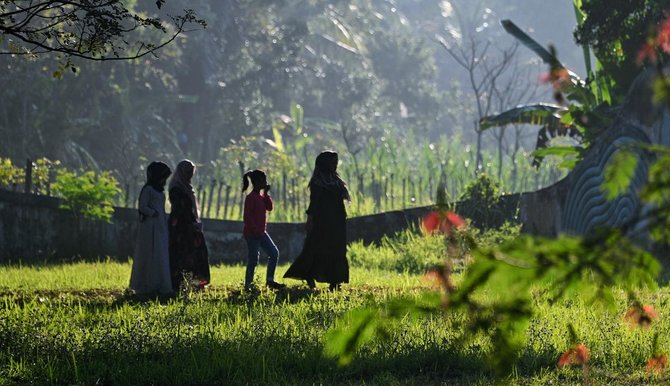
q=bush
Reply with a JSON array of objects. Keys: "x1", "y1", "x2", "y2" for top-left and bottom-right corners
[
  {"x1": 457, "y1": 173, "x2": 510, "y2": 229},
  {"x1": 0, "y1": 158, "x2": 24, "y2": 188},
  {"x1": 52, "y1": 169, "x2": 121, "y2": 222}
]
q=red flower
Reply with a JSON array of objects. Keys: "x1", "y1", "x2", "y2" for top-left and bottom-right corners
[
  {"x1": 624, "y1": 304, "x2": 659, "y2": 328},
  {"x1": 422, "y1": 211, "x2": 466, "y2": 236},
  {"x1": 539, "y1": 67, "x2": 570, "y2": 90},
  {"x1": 646, "y1": 354, "x2": 667, "y2": 374},
  {"x1": 657, "y1": 16, "x2": 670, "y2": 54},
  {"x1": 636, "y1": 41, "x2": 658, "y2": 66},
  {"x1": 422, "y1": 211, "x2": 441, "y2": 233},
  {"x1": 557, "y1": 343, "x2": 590, "y2": 368}
]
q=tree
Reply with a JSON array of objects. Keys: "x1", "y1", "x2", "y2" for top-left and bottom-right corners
[
  {"x1": 574, "y1": 0, "x2": 670, "y2": 97},
  {"x1": 0, "y1": 0, "x2": 203, "y2": 64},
  {"x1": 437, "y1": 32, "x2": 518, "y2": 175}
]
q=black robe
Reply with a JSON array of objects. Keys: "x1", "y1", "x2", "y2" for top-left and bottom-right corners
[
  {"x1": 168, "y1": 187, "x2": 210, "y2": 290},
  {"x1": 284, "y1": 185, "x2": 349, "y2": 284}
]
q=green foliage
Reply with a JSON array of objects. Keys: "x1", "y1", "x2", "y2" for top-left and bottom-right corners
[
  {"x1": 327, "y1": 227, "x2": 661, "y2": 376},
  {"x1": 459, "y1": 173, "x2": 501, "y2": 206},
  {"x1": 532, "y1": 146, "x2": 583, "y2": 170},
  {"x1": 602, "y1": 149, "x2": 639, "y2": 201},
  {"x1": 574, "y1": 0, "x2": 670, "y2": 95},
  {"x1": 458, "y1": 173, "x2": 508, "y2": 229},
  {"x1": 0, "y1": 158, "x2": 24, "y2": 187},
  {"x1": 640, "y1": 149, "x2": 670, "y2": 243},
  {"x1": 52, "y1": 169, "x2": 121, "y2": 222}
]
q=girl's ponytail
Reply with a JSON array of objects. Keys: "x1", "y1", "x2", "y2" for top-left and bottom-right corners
[{"x1": 242, "y1": 171, "x2": 250, "y2": 192}]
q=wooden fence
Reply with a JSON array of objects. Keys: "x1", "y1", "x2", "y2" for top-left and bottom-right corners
[{"x1": 5, "y1": 158, "x2": 440, "y2": 222}]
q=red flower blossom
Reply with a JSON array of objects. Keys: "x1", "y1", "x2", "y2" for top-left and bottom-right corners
[
  {"x1": 657, "y1": 16, "x2": 670, "y2": 54},
  {"x1": 646, "y1": 354, "x2": 667, "y2": 375},
  {"x1": 624, "y1": 304, "x2": 659, "y2": 328},
  {"x1": 539, "y1": 67, "x2": 570, "y2": 90},
  {"x1": 557, "y1": 344, "x2": 590, "y2": 368},
  {"x1": 636, "y1": 41, "x2": 658, "y2": 66},
  {"x1": 422, "y1": 211, "x2": 466, "y2": 236}
]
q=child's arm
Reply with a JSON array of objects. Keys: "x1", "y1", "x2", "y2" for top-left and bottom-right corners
[{"x1": 262, "y1": 192, "x2": 273, "y2": 212}]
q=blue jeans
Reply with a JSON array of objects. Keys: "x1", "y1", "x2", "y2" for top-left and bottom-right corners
[{"x1": 245, "y1": 232, "x2": 279, "y2": 287}]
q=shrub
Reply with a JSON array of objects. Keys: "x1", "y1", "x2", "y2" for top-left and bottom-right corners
[
  {"x1": 0, "y1": 158, "x2": 24, "y2": 188},
  {"x1": 52, "y1": 169, "x2": 121, "y2": 222}
]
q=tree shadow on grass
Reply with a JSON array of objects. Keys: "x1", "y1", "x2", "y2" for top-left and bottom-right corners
[{"x1": 2, "y1": 333, "x2": 497, "y2": 386}]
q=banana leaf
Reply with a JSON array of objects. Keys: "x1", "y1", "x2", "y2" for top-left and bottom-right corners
[
  {"x1": 480, "y1": 103, "x2": 567, "y2": 130},
  {"x1": 480, "y1": 103, "x2": 582, "y2": 168},
  {"x1": 501, "y1": 20, "x2": 593, "y2": 105}
]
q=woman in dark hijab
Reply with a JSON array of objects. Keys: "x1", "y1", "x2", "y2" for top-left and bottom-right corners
[
  {"x1": 130, "y1": 161, "x2": 173, "y2": 294},
  {"x1": 284, "y1": 151, "x2": 350, "y2": 290},
  {"x1": 168, "y1": 159, "x2": 211, "y2": 291}
]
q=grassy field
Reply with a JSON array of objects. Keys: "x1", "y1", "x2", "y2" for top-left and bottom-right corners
[{"x1": 2, "y1": 245, "x2": 670, "y2": 385}]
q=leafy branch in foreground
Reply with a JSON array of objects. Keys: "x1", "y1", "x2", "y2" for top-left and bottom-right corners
[
  {"x1": 326, "y1": 216, "x2": 660, "y2": 376},
  {"x1": 0, "y1": 1, "x2": 205, "y2": 63}
]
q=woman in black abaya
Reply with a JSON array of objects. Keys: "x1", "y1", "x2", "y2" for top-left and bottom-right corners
[{"x1": 284, "y1": 151, "x2": 350, "y2": 290}]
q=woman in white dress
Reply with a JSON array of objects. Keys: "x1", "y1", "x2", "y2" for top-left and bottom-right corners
[{"x1": 129, "y1": 161, "x2": 173, "y2": 295}]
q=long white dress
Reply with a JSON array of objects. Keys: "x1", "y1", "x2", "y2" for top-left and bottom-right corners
[{"x1": 129, "y1": 185, "x2": 172, "y2": 294}]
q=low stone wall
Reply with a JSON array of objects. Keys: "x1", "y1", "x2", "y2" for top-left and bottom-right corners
[
  {"x1": 0, "y1": 183, "x2": 566, "y2": 264},
  {"x1": 0, "y1": 190, "x2": 435, "y2": 264}
]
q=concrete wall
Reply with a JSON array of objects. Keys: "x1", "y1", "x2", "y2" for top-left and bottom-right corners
[
  {"x1": 0, "y1": 190, "x2": 436, "y2": 264},
  {"x1": 0, "y1": 185, "x2": 565, "y2": 264}
]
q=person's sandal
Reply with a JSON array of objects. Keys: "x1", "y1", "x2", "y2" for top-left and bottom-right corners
[{"x1": 266, "y1": 281, "x2": 287, "y2": 290}]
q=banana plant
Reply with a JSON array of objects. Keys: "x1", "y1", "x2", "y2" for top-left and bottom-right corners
[{"x1": 479, "y1": 19, "x2": 616, "y2": 168}]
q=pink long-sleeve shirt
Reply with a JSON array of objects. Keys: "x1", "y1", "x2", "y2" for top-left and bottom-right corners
[{"x1": 243, "y1": 190, "x2": 273, "y2": 237}]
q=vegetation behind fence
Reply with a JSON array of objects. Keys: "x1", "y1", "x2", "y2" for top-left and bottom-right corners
[{"x1": 1, "y1": 136, "x2": 566, "y2": 222}]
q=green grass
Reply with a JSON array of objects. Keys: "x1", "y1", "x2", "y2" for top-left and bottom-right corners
[{"x1": 2, "y1": 244, "x2": 670, "y2": 384}]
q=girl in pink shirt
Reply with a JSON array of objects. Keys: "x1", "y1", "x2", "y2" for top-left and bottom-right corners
[{"x1": 242, "y1": 169, "x2": 285, "y2": 290}]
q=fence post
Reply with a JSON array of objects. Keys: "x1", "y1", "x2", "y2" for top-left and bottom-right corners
[
  {"x1": 418, "y1": 177, "x2": 423, "y2": 205},
  {"x1": 224, "y1": 185, "x2": 231, "y2": 220},
  {"x1": 238, "y1": 161, "x2": 245, "y2": 221},
  {"x1": 390, "y1": 173, "x2": 394, "y2": 210},
  {"x1": 291, "y1": 178, "x2": 297, "y2": 220},
  {"x1": 357, "y1": 174, "x2": 363, "y2": 213},
  {"x1": 216, "y1": 181, "x2": 224, "y2": 218},
  {"x1": 372, "y1": 174, "x2": 379, "y2": 212},
  {"x1": 201, "y1": 189, "x2": 208, "y2": 218},
  {"x1": 282, "y1": 172, "x2": 287, "y2": 210},
  {"x1": 402, "y1": 177, "x2": 407, "y2": 209},
  {"x1": 124, "y1": 183, "x2": 131, "y2": 207},
  {"x1": 383, "y1": 176, "x2": 389, "y2": 211},
  {"x1": 206, "y1": 179, "x2": 216, "y2": 218},
  {"x1": 429, "y1": 177, "x2": 433, "y2": 203},
  {"x1": 24, "y1": 158, "x2": 32, "y2": 194}
]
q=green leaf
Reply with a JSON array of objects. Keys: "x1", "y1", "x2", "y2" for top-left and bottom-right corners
[
  {"x1": 290, "y1": 102, "x2": 304, "y2": 134},
  {"x1": 325, "y1": 308, "x2": 380, "y2": 365},
  {"x1": 601, "y1": 149, "x2": 638, "y2": 200},
  {"x1": 500, "y1": 20, "x2": 563, "y2": 68},
  {"x1": 480, "y1": 104, "x2": 566, "y2": 130},
  {"x1": 531, "y1": 146, "x2": 581, "y2": 158},
  {"x1": 271, "y1": 123, "x2": 285, "y2": 153}
]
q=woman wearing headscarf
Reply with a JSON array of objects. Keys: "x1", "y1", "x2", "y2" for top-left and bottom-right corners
[
  {"x1": 130, "y1": 161, "x2": 173, "y2": 295},
  {"x1": 284, "y1": 151, "x2": 350, "y2": 290},
  {"x1": 168, "y1": 159, "x2": 211, "y2": 291}
]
